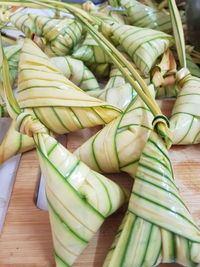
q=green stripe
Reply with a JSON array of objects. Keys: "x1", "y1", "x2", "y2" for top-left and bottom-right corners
[
  {"x1": 54, "y1": 250, "x2": 70, "y2": 267},
  {"x1": 135, "y1": 175, "x2": 189, "y2": 211},
  {"x1": 47, "y1": 143, "x2": 59, "y2": 156},
  {"x1": 15, "y1": 130, "x2": 23, "y2": 155},
  {"x1": 47, "y1": 198, "x2": 88, "y2": 243},
  {"x1": 148, "y1": 139, "x2": 171, "y2": 165},
  {"x1": 91, "y1": 107, "x2": 106, "y2": 124},
  {"x1": 36, "y1": 144, "x2": 105, "y2": 220},
  {"x1": 141, "y1": 152, "x2": 171, "y2": 172},
  {"x1": 140, "y1": 224, "x2": 153, "y2": 266},
  {"x1": 51, "y1": 107, "x2": 70, "y2": 132},
  {"x1": 193, "y1": 129, "x2": 200, "y2": 144},
  {"x1": 40, "y1": 18, "x2": 52, "y2": 33},
  {"x1": 69, "y1": 108, "x2": 83, "y2": 128},
  {"x1": 117, "y1": 123, "x2": 151, "y2": 133},
  {"x1": 154, "y1": 246, "x2": 162, "y2": 266},
  {"x1": 18, "y1": 85, "x2": 63, "y2": 93},
  {"x1": 65, "y1": 160, "x2": 80, "y2": 179},
  {"x1": 118, "y1": 214, "x2": 137, "y2": 265},
  {"x1": 131, "y1": 192, "x2": 200, "y2": 231},
  {"x1": 138, "y1": 162, "x2": 176, "y2": 187},
  {"x1": 176, "y1": 117, "x2": 195, "y2": 144},
  {"x1": 126, "y1": 106, "x2": 150, "y2": 114},
  {"x1": 94, "y1": 173, "x2": 112, "y2": 214},
  {"x1": 91, "y1": 131, "x2": 104, "y2": 172},
  {"x1": 120, "y1": 158, "x2": 139, "y2": 169}
]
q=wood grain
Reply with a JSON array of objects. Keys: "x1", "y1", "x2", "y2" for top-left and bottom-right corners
[{"x1": 0, "y1": 100, "x2": 200, "y2": 267}]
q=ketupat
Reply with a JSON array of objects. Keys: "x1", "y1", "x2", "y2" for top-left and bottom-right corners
[
  {"x1": 0, "y1": 36, "x2": 119, "y2": 163},
  {"x1": 0, "y1": 47, "x2": 101, "y2": 164},
  {"x1": 106, "y1": 23, "x2": 172, "y2": 77},
  {"x1": 17, "y1": 38, "x2": 121, "y2": 134},
  {"x1": 170, "y1": 69, "x2": 200, "y2": 144},
  {"x1": 72, "y1": 1, "x2": 125, "y2": 66},
  {"x1": 1, "y1": 35, "x2": 127, "y2": 266},
  {"x1": 5, "y1": 10, "x2": 83, "y2": 56},
  {"x1": 119, "y1": 0, "x2": 172, "y2": 33},
  {"x1": 103, "y1": 1, "x2": 200, "y2": 264},
  {"x1": 75, "y1": 86, "x2": 154, "y2": 176},
  {"x1": 1, "y1": 41, "x2": 100, "y2": 92},
  {"x1": 168, "y1": 0, "x2": 200, "y2": 145},
  {"x1": 15, "y1": 111, "x2": 127, "y2": 267},
  {"x1": 0, "y1": 43, "x2": 101, "y2": 164},
  {"x1": 104, "y1": 130, "x2": 200, "y2": 267},
  {"x1": 0, "y1": 1, "x2": 199, "y2": 266}
]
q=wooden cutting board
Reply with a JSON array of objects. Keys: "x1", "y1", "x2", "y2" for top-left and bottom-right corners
[{"x1": 0, "y1": 100, "x2": 200, "y2": 267}]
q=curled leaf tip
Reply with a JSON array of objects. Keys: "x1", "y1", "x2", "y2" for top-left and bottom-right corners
[
  {"x1": 152, "y1": 114, "x2": 170, "y2": 129},
  {"x1": 152, "y1": 115, "x2": 173, "y2": 148}
]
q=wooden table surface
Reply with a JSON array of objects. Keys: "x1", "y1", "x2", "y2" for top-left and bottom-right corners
[{"x1": 0, "y1": 100, "x2": 200, "y2": 267}]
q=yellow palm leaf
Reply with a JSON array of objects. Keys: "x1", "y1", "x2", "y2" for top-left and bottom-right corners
[
  {"x1": 170, "y1": 70, "x2": 200, "y2": 144},
  {"x1": 17, "y1": 38, "x2": 121, "y2": 134},
  {"x1": 6, "y1": 10, "x2": 83, "y2": 56},
  {"x1": 75, "y1": 86, "x2": 154, "y2": 175},
  {"x1": 104, "y1": 131, "x2": 200, "y2": 267},
  {"x1": 107, "y1": 24, "x2": 172, "y2": 77},
  {"x1": 0, "y1": 120, "x2": 34, "y2": 164},
  {"x1": 16, "y1": 112, "x2": 127, "y2": 266}
]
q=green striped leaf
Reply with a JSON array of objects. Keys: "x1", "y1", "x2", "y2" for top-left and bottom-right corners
[
  {"x1": 104, "y1": 131, "x2": 200, "y2": 267},
  {"x1": 170, "y1": 75, "x2": 200, "y2": 144},
  {"x1": 15, "y1": 112, "x2": 126, "y2": 266},
  {"x1": 75, "y1": 86, "x2": 154, "y2": 176},
  {"x1": 7, "y1": 10, "x2": 83, "y2": 56},
  {"x1": 120, "y1": 0, "x2": 172, "y2": 33},
  {"x1": 17, "y1": 38, "x2": 121, "y2": 134},
  {"x1": 109, "y1": 24, "x2": 172, "y2": 77},
  {"x1": 0, "y1": 120, "x2": 34, "y2": 164}
]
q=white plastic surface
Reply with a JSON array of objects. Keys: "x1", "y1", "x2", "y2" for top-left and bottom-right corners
[{"x1": 0, "y1": 118, "x2": 21, "y2": 231}]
